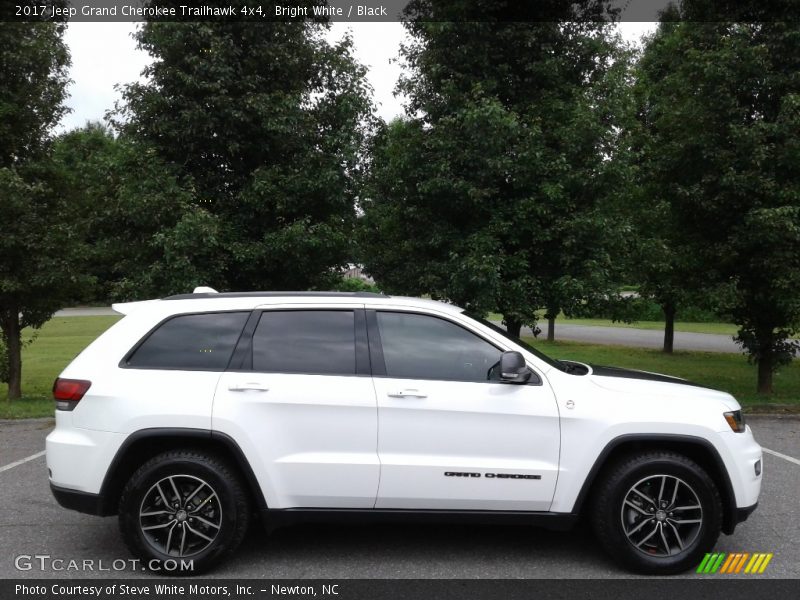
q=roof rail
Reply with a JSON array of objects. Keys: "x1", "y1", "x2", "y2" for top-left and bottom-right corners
[{"x1": 162, "y1": 291, "x2": 388, "y2": 300}]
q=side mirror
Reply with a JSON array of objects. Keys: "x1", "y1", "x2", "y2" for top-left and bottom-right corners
[{"x1": 499, "y1": 351, "x2": 531, "y2": 384}]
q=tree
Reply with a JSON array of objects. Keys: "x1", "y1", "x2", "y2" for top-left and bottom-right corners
[
  {"x1": 0, "y1": 164, "x2": 91, "y2": 400},
  {"x1": 0, "y1": 13, "x2": 70, "y2": 169},
  {"x1": 362, "y1": 104, "x2": 532, "y2": 323},
  {"x1": 114, "y1": 12, "x2": 374, "y2": 295},
  {"x1": 627, "y1": 19, "x2": 713, "y2": 354},
  {"x1": 52, "y1": 124, "x2": 225, "y2": 301},
  {"x1": 361, "y1": 4, "x2": 630, "y2": 338},
  {"x1": 636, "y1": 17, "x2": 800, "y2": 392},
  {"x1": 0, "y1": 17, "x2": 83, "y2": 401}
]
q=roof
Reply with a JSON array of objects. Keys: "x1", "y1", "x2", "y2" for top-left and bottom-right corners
[{"x1": 112, "y1": 288, "x2": 462, "y2": 316}]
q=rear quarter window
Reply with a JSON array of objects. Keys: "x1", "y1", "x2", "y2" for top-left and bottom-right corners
[{"x1": 124, "y1": 312, "x2": 249, "y2": 371}]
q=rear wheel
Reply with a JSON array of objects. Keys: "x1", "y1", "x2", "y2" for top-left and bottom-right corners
[
  {"x1": 592, "y1": 451, "x2": 722, "y2": 574},
  {"x1": 119, "y1": 450, "x2": 250, "y2": 574}
]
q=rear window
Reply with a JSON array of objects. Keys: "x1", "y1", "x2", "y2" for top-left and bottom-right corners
[{"x1": 125, "y1": 312, "x2": 249, "y2": 370}]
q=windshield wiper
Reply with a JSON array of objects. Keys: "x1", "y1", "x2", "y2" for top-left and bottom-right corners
[{"x1": 559, "y1": 360, "x2": 576, "y2": 373}]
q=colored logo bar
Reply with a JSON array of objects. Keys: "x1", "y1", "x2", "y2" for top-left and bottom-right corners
[{"x1": 696, "y1": 552, "x2": 773, "y2": 574}]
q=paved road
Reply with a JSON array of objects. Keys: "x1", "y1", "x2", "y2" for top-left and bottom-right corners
[
  {"x1": 530, "y1": 323, "x2": 741, "y2": 354},
  {"x1": 54, "y1": 307, "x2": 119, "y2": 317},
  {"x1": 56, "y1": 307, "x2": 741, "y2": 354},
  {"x1": 0, "y1": 416, "x2": 797, "y2": 579}
]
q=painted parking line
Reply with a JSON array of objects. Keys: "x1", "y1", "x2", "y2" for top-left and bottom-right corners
[
  {"x1": 0, "y1": 450, "x2": 45, "y2": 474},
  {"x1": 762, "y1": 446, "x2": 800, "y2": 467}
]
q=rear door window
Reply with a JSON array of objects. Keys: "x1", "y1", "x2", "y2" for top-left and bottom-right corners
[
  {"x1": 125, "y1": 312, "x2": 249, "y2": 370},
  {"x1": 252, "y1": 310, "x2": 356, "y2": 375}
]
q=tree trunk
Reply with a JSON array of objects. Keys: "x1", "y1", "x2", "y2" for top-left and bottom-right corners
[
  {"x1": 663, "y1": 302, "x2": 676, "y2": 354},
  {"x1": 755, "y1": 329, "x2": 775, "y2": 394},
  {"x1": 504, "y1": 318, "x2": 522, "y2": 339},
  {"x1": 2, "y1": 313, "x2": 22, "y2": 400},
  {"x1": 546, "y1": 313, "x2": 556, "y2": 342},
  {"x1": 757, "y1": 358, "x2": 773, "y2": 395}
]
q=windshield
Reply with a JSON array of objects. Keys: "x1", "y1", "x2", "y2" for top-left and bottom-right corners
[{"x1": 466, "y1": 314, "x2": 567, "y2": 372}]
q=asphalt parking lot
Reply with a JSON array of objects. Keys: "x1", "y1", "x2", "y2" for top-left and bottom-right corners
[{"x1": 0, "y1": 416, "x2": 797, "y2": 580}]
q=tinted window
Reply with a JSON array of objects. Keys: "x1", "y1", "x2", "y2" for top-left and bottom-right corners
[
  {"x1": 253, "y1": 311, "x2": 355, "y2": 375},
  {"x1": 376, "y1": 312, "x2": 502, "y2": 382},
  {"x1": 127, "y1": 312, "x2": 248, "y2": 370}
]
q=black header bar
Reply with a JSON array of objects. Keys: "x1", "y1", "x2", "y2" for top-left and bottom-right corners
[
  {"x1": 4, "y1": 0, "x2": 799, "y2": 23},
  {"x1": 3, "y1": 578, "x2": 799, "y2": 600}
]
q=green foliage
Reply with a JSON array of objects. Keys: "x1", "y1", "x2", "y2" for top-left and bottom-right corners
[
  {"x1": 111, "y1": 15, "x2": 374, "y2": 296},
  {"x1": 0, "y1": 18, "x2": 78, "y2": 399},
  {"x1": 635, "y1": 15, "x2": 800, "y2": 391},
  {"x1": 0, "y1": 160, "x2": 90, "y2": 398},
  {"x1": 627, "y1": 21, "x2": 726, "y2": 348},
  {"x1": 579, "y1": 296, "x2": 723, "y2": 324},
  {"x1": 0, "y1": 165, "x2": 90, "y2": 326},
  {"x1": 0, "y1": 15, "x2": 70, "y2": 169},
  {"x1": 52, "y1": 125, "x2": 224, "y2": 300},
  {"x1": 331, "y1": 277, "x2": 381, "y2": 293},
  {"x1": 360, "y1": 11, "x2": 632, "y2": 332}
]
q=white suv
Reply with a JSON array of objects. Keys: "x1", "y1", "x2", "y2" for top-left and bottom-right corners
[{"x1": 46, "y1": 289, "x2": 762, "y2": 574}]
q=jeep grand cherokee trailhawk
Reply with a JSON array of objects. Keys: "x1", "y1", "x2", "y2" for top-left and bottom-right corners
[{"x1": 46, "y1": 289, "x2": 762, "y2": 574}]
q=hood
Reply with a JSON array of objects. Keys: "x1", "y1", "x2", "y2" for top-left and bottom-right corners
[
  {"x1": 586, "y1": 363, "x2": 739, "y2": 410},
  {"x1": 589, "y1": 364, "x2": 703, "y2": 387}
]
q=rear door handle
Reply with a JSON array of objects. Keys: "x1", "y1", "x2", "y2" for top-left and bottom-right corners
[
  {"x1": 228, "y1": 382, "x2": 270, "y2": 392},
  {"x1": 387, "y1": 389, "x2": 427, "y2": 398}
]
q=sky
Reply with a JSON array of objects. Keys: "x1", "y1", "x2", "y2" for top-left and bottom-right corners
[{"x1": 59, "y1": 22, "x2": 656, "y2": 132}]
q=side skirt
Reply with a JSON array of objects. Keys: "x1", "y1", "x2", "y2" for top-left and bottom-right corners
[{"x1": 259, "y1": 508, "x2": 577, "y2": 534}]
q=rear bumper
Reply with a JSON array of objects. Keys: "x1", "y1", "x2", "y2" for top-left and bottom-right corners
[
  {"x1": 50, "y1": 483, "x2": 105, "y2": 516},
  {"x1": 46, "y1": 412, "x2": 127, "y2": 495}
]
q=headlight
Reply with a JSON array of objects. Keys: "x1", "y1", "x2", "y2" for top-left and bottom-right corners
[{"x1": 724, "y1": 410, "x2": 745, "y2": 433}]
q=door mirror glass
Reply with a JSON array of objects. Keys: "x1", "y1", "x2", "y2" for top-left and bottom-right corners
[{"x1": 499, "y1": 351, "x2": 531, "y2": 384}]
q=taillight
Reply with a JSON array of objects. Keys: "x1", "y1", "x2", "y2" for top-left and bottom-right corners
[{"x1": 53, "y1": 378, "x2": 92, "y2": 411}]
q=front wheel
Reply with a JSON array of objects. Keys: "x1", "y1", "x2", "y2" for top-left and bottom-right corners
[
  {"x1": 592, "y1": 451, "x2": 722, "y2": 574},
  {"x1": 118, "y1": 450, "x2": 250, "y2": 575}
]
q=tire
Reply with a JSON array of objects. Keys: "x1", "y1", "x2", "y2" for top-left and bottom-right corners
[
  {"x1": 119, "y1": 449, "x2": 250, "y2": 575},
  {"x1": 591, "y1": 451, "x2": 722, "y2": 575}
]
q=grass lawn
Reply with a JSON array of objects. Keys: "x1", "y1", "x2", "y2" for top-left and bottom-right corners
[
  {"x1": 1, "y1": 315, "x2": 796, "y2": 418},
  {"x1": 525, "y1": 337, "x2": 800, "y2": 412},
  {"x1": 1, "y1": 316, "x2": 121, "y2": 419}
]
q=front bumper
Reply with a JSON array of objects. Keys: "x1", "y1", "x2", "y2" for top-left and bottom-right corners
[
  {"x1": 734, "y1": 501, "x2": 759, "y2": 525},
  {"x1": 717, "y1": 426, "x2": 762, "y2": 534}
]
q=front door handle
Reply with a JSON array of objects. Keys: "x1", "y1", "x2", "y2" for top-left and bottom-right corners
[
  {"x1": 387, "y1": 389, "x2": 427, "y2": 398},
  {"x1": 228, "y1": 382, "x2": 270, "y2": 392}
]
